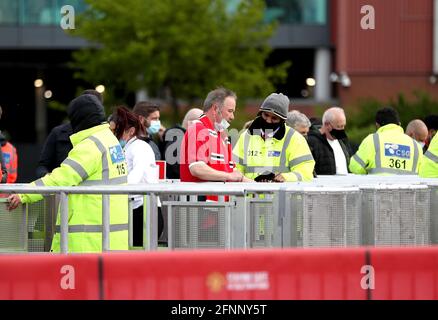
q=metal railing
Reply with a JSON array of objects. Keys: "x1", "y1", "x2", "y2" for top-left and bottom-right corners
[
  {"x1": 0, "y1": 176, "x2": 437, "y2": 253},
  {"x1": 0, "y1": 183, "x2": 248, "y2": 253}
]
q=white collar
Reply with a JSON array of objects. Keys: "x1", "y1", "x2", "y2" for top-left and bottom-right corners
[{"x1": 125, "y1": 137, "x2": 137, "y2": 148}]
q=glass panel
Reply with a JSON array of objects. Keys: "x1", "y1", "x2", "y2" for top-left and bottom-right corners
[
  {"x1": 265, "y1": 0, "x2": 327, "y2": 25},
  {"x1": 2, "y1": 0, "x2": 325, "y2": 26},
  {"x1": 20, "y1": 0, "x2": 55, "y2": 25},
  {"x1": 0, "y1": 0, "x2": 19, "y2": 25},
  {"x1": 0, "y1": 0, "x2": 87, "y2": 26}
]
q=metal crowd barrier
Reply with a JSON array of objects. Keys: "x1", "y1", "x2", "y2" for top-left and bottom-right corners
[
  {"x1": 283, "y1": 186, "x2": 362, "y2": 248},
  {"x1": 245, "y1": 181, "x2": 433, "y2": 248},
  {"x1": 0, "y1": 183, "x2": 248, "y2": 253},
  {"x1": 360, "y1": 184, "x2": 430, "y2": 246},
  {"x1": 27, "y1": 195, "x2": 57, "y2": 252},
  {"x1": 162, "y1": 184, "x2": 284, "y2": 250},
  {"x1": 247, "y1": 193, "x2": 278, "y2": 248},
  {"x1": 0, "y1": 197, "x2": 27, "y2": 252},
  {"x1": 426, "y1": 180, "x2": 438, "y2": 244},
  {"x1": 0, "y1": 176, "x2": 437, "y2": 253},
  {"x1": 166, "y1": 196, "x2": 233, "y2": 249},
  {"x1": 312, "y1": 176, "x2": 436, "y2": 246}
]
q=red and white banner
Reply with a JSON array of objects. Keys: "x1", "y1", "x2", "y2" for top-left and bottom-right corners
[{"x1": 0, "y1": 247, "x2": 437, "y2": 300}]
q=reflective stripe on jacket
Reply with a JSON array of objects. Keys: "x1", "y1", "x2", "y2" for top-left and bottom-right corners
[
  {"x1": 419, "y1": 133, "x2": 438, "y2": 178},
  {"x1": 349, "y1": 124, "x2": 422, "y2": 175},
  {"x1": 19, "y1": 124, "x2": 129, "y2": 253},
  {"x1": 233, "y1": 124, "x2": 315, "y2": 182}
]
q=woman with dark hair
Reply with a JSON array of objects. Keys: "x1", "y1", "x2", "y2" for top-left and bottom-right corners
[
  {"x1": 132, "y1": 101, "x2": 163, "y2": 160},
  {"x1": 112, "y1": 106, "x2": 163, "y2": 246}
]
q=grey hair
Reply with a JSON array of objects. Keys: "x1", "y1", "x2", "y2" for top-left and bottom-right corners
[
  {"x1": 286, "y1": 110, "x2": 311, "y2": 129},
  {"x1": 322, "y1": 107, "x2": 346, "y2": 125},
  {"x1": 203, "y1": 87, "x2": 237, "y2": 112}
]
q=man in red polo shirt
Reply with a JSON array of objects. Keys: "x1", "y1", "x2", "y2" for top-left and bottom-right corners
[
  {"x1": 180, "y1": 87, "x2": 247, "y2": 183},
  {"x1": 180, "y1": 88, "x2": 251, "y2": 243}
]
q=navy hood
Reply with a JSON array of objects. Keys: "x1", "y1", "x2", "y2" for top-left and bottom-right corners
[{"x1": 68, "y1": 94, "x2": 106, "y2": 134}]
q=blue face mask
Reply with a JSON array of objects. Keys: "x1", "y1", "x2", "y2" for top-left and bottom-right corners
[
  {"x1": 119, "y1": 139, "x2": 127, "y2": 148},
  {"x1": 148, "y1": 120, "x2": 161, "y2": 135}
]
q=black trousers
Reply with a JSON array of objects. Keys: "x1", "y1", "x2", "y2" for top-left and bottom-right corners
[{"x1": 133, "y1": 206, "x2": 164, "y2": 247}]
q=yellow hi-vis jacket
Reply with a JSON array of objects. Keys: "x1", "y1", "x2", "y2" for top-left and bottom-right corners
[
  {"x1": 233, "y1": 124, "x2": 315, "y2": 182},
  {"x1": 419, "y1": 133, "x2": 438, "y2": 178},
  {"x1": 349, "y1": 124, "x2": 423, "y2": 175},
  {"x1": 19, "y1": 124, "x2": 129, "y2": 253}
]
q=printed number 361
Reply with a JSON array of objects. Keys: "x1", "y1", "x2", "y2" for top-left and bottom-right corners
[{"x1": 389, "y1": 158, "x2": 406, "y2": 169}]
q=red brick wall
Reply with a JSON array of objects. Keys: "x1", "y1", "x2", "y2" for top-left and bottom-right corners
[
  {"x1": 337, "y1": 75, "x2": 438, "y2": 107},
  {"x1": 332, "y1": 0, "x2": 436, "y2": 106},
  {"x1": 334, "y1": 0, "x2": 433, "y2": 73}
]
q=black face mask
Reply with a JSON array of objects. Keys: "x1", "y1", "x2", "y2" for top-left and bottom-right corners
[
  {"x1": 260, "y1": 117, "x2": 283, "y2": 132},
  {"x1": 330, "y1": 128, "x2": 347, "y2": 140}
]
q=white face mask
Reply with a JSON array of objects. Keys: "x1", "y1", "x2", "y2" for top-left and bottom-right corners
[
  {"x1": 214, "y1": 109, "x2": 230, "y2": 132},
  {"x1": 215, "y1": 118, "x2": 230, "y2": 132}
]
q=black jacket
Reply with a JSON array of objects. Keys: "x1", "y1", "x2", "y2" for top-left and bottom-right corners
[
  {"x1": 307, "y1": 128, "x2": 353, "y2": 175},
  {"x1": 36, "y1": 122, "x2": 73, "y2": 178},
  {"x1": 162, "y1": 125, "x2": 185, "y2": 179}
]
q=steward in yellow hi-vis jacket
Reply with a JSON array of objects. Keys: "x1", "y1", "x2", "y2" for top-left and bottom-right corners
[
  {"x1": 349, "y1": 107, "x2": 423, "y2": 175},
  {"x1": 420, "y1": 133, "x2": 438, "y2": 178},
  {"x1": 7, "y1": 94, "x2": 129, "y2": 253},
  {"x1": 233, "y1": 93, "x2": 315, "y2": 182}
]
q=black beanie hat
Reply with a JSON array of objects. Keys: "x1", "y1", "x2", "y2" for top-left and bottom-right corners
[{"x1": 68, "y1": 94, "x2": 106, "y2": 133}]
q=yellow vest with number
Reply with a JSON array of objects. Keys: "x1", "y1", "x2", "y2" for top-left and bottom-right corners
[
  {"x1": 20, "y1": 124, "x2": 129, "y2": 253},
  {"x1": 349, "y1": 124, "x2": 422, "y2": 175},
  {"x1": 233, "y1": 125, "x2": 315, "y2": 182}
]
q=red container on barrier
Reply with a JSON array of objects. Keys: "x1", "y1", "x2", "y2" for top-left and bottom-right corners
[{"x1": 155, "y1": 161, "x2": 166, "y2": 180}]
